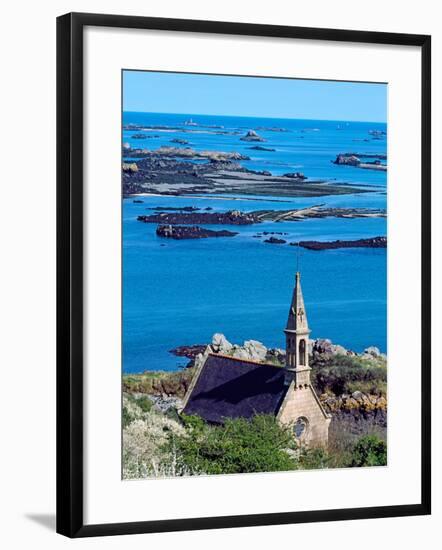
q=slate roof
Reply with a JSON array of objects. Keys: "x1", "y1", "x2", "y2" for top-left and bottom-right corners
[{"x1": 182, "y1": 354, "x2": 288, "y2": 424}]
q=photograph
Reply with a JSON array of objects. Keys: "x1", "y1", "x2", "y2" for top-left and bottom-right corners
[{"x1": 121, "y1": 70, "x2": 388, "y2": 479}]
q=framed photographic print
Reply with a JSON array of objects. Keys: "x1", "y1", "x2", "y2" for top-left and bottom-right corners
[{"x1": 56, "y1": 12, "x2": 431, "y2": 537}]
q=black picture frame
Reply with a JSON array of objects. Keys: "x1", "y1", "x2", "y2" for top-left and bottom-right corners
[{"x1": 56, "y1": 12, "x2": 431, "y2": 538}]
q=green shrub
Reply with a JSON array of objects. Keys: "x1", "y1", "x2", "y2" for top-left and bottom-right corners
[
  {"x1": 299, "y1": 447, "x2": 330, "y2": 470},
  {"x1": 350, "y1": 435, "x2": 387, "y2": 467},
  {"x1": 136, "y1": 396, "x2": 153, "y2": 413},
  {"x1": 168, "y1": 414, "x2": 298, "y2": 475}
]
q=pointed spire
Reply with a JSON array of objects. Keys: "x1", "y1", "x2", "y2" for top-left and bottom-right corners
[{"x1": 286, "y1": 271, "x2": 309, "y2": 332}]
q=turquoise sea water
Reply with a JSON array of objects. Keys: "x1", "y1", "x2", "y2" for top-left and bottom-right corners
[{"x1": 122, "y1": 112, "x2": 387, "y2": 373}]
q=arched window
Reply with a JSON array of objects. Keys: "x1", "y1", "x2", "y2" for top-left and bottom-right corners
[
  {"x1": 299, "y1": 339, "x2": 306, "y2": 366},
  {"x1": 293, "y1": 416, "x2": 309, "y2": 441}
]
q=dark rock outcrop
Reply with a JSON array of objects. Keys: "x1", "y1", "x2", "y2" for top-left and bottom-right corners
[
  {"x1": 169, "y1": 344, "x2": 207, "y2": 367},
  {"x1": 297, "y1": 236, "x2": 387, "y2": 250},
  {"x1": 170, "y1": 138, "x2": 189, "y2": 145},
  {"x1": 263, "y1": 237, "x2": 287, "y2": 244},
  {"x1": 138, "y1": 210, "x2": 257, "y2": 226},
  {"x1": 333, "y1": 153, "x2": 387, "y2": 171},
  {"x1": 283, "y1": 172, "x2": 306, "y2": 179},
  {"x1": 240, "y1": 130, "x2": 265, "y2": 142},
  {"x1": 248, "y1": 145, "x2": 276, "y2": 152},
  {"x1": 333, "y1": 154, "x2": 361, "y2": 166},
  {"x1": 156, "y1": 225, "x2": 238, "y2": 240},
  {"x1": 170, "y1": 344, "x2": 207, "y2": 360}
]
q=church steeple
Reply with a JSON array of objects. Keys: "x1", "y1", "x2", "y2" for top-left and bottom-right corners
[
  {"x1": 286, "y1": 272, "x2": 309, "y2": 332},
  {"x1": 284, "y1": 271, "x2": 312, "y2": 385}
]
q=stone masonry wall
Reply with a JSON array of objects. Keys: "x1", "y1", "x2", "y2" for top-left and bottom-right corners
[{"x1": 278, "y1": 385, "x2": 330, "y2": 448}]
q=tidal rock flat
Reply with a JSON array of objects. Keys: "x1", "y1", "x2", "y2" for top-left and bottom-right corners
[
  {"x1": 156, "y1": 224, "x2": 238, "y2": 239},
  {"x1": 122, "y1": 154, "x2": 368, "y2": 198},
  {"x1": 252, "y1": 205, "x2": 386, "y2": 221},
  {"x1": 296, "y1": 236, "x2": 387, "y2": 250}
]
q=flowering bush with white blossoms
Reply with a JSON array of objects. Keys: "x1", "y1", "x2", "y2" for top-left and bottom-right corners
[{"x1": 122, "y1": 394, "x2": 195, "y2": 478}]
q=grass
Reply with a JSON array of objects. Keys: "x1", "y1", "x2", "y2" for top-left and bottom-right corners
[
  {"x1": 311, "y1": 354, "x2": 387, "y2": 397},
  {"x1": 123, "y1": 368, "x2": 194, "y2": 398}
]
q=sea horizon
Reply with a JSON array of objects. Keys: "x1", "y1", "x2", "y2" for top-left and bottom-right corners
[{"x1": 123, "y1": 110, "x2": 387, "y2": 126}]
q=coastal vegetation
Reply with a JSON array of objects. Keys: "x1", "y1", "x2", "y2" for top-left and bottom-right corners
[
  {"x1": 122, "y1": 391, "x2": 386, "y2": 478},
  {"x1": 122, "y1": 335, "x2": 387, "y2": 478},
  {"x1": 123, "y1": 369, "x2": 193, "y2": 398}
]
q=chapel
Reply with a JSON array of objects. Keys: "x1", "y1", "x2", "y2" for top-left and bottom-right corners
[{"x1": 181, "y1": 271, "x2": 331, "y2": 447}]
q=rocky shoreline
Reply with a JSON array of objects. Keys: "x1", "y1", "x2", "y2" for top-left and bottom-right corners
[
  {"x1": 170, "y1": 332, "x2": 386, "y2": 369},
  {"x1": 134, "y1": 334, "x2": 387, "y2": 429}
]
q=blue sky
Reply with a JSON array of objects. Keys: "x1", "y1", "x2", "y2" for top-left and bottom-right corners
[{"x1": 123, "y1": 70, "x2": 387, "y2": 123}]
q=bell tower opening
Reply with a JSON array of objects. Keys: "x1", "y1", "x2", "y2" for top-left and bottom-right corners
[{"x1": 299, "y1": 339, "x2": 306, "y2": 366}]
